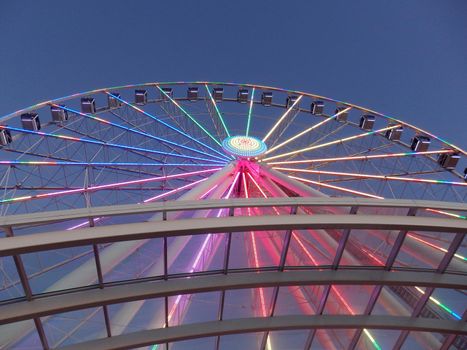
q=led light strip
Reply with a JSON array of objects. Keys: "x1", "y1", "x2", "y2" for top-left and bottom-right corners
[
  {"x1": 274, "y1": 167, "x2": 467, "y2": 187},
  {"x1": 265, "y1": 107, "x2": 352, "y2": 155},
  {"x1": 156, "y1": 86, "x2": 224, "y2": 147},
  {"x1": 53, "y1": 103, "x2": 228, "y2": 163},
  {"x1": 266, "y1": 149, "x2": 455, "y2": 166},
  {"x1": 0, "y1": 161, "x2": 225, "y2": 167},
  {"x1": 0, "y1": 125, "x2": 221, "y2": 164},
  {"x1": 204, "y1": 85, "x2": 231, "y2": 137},
  {"x1": 262, "y1": 95, "x2": 303, "y2": 142},
  {"x1": 105, "y1": 92, "x2": 231, "y2": 161},
  {"x1": 245, "y1": 88, "x2": 255, "y2": 137},
  {"x1": 0, "y1": 168, "x2": 220, "y2": 204},
  {"x1": 263, "y1": 124, "x2": 401, "y2": 162},
  {"x1": 288, "y1": 174, "x2": 384, "y2": 199}
]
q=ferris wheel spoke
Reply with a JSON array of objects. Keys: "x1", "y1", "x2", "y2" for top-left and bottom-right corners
[
  {"x1": 245, "y1": 88, "x2": 255, "y2": 137},
  {"x1": 263, "y1": 124, "x2": 402, "y2": 162},
  {"x1": 287, "y1": 173, "x2": 384, "y2": 199},
  {"x1": 262, "y1": 95, "x2": 303, "y2": 143},
  {"x1": 0, "y1": 168, "x2": 221, "y2": 204},
  {"x1": 265, "y1": 149, "x2": 454, "y2": 166},
  {"x1": 0, "y1": 125, "x2": 224, "y2": 164},
  {"x1": 265, "y1": 107, "x2": 352, "y2": 155},
  {"x1": 52, "y1": 104, "x2": 228, "y2": 163},
  {"x1": 0, "y1": 160, "x2": 224, "y2": 168},
  {"x1": 105, "y1": 92, "x2": 231, "y2": 161},
  {"x1": 1, "y1": 147, "x2": 167, "y2": 179},
  {"x1": 204, "y1": 85, "x2": 231, "y2": 138},
  {"x1": 272, "y1": 167, "x2": 466, "y2": 187},
  {"x1": 155, "y1": 86, "x2": 225, "y2": 149}
]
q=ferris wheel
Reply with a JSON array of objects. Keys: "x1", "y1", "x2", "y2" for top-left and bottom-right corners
[{"x1": 0, "y1": 82, "x2": 465, "y2": 350}]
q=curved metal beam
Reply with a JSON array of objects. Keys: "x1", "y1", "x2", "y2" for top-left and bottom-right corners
[
  {"x1": 1, "y1": 214, "x2": 466, "y2": 257},
  {"x1": 1, "y1": 197, "x2": 465, "y2": 228},
  {"x1": 0, "y1": 269, "x2": 464, "y2": 326},
  {"x1": 57, "y1": 315, "x2": 467, "y2": 350}
]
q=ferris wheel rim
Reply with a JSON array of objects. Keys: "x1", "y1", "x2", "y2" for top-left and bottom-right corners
[{"x1": 0, "y1": 81, "x2": 464, "y2": 156}]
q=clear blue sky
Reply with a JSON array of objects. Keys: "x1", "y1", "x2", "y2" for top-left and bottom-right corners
[{"x1": 0, "y1": 0, "x2": 466, "y2": 147}]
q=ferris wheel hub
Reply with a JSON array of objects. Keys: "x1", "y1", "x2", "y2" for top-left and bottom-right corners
[{"x1": 222, "y1": 135, "x2": 267, "y2": 158}]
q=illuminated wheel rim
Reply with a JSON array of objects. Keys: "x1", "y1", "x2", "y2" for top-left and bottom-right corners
[{"x1": 0, "y1": 82, "x2": 465, "y2": 350}]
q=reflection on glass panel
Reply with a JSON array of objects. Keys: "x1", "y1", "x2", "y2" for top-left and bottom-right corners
[
  {"x1": 286, "y1": 229, "x2": 338, "y2": 266},
  {"x1": 421, "y1": 288, "x2": 463, "y2": 321},
  {"x1": 22, "y1": 246, "x2": 97, "y2": 294},
  {"x1": 394, "y1": 231, "x2": 454, "y2": 269},
  {"x1": 229, "y1": 231, "x2": 283, "y2": 269},
  {"x1": 268, "y1": 330, "x2": 308, "y2": 350},
  {"x1": 274, "y1": 285, "x2": 321, "y2": 316},
  {"x1": 341, "y1": 229, "x2": 396, "y2": 266},
  {"x1": 171, "y1": 337, "x2": 215, "y2": 350},
  {"x1": 355, "y1": 329, "x2": 400, "y2": 349},
  {"x1": 446, "y1": 234, "x2": 467, "y2": 273},
  {"x1": 0, "y1": 319, "x2": 42, "y2": 349},
  {"x1": 312, "y1": 329, "x2": 355, "y2": 349},
  {"x1": 108, "y1": 298, "x2": 164, "y2": 335},
  {"x1": 104, "y1": 239, "x2": 163, "y2": 283},
  {"x1": 180, "y1": 291, "x2": 219, "y2": 326},
  {"x1": 220, "y1": 332, "x2": 262, "y2": 350},
  {"x1": 42, "y1": 307, "x2": 106, "y2": 348},
  {"x1": 372, "y1": 286, "x2": 413, "y2": 316},
  {"x1": 400, "y1": 331, "x2": 444, "y2": 350},
  {"x1": 0, "y1": 256, "x2": 24, "y2": 301},
  {"x1": 223, "y1": 288, "x2": 274, "y2": 320},
  {"x1": 324, "y1": 285, "x2": 375, "y2": 315}
]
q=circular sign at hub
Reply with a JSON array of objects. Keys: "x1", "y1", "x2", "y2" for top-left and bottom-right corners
[{"x1": 222, "y1": 135, "x2": 267, "y2": 158}]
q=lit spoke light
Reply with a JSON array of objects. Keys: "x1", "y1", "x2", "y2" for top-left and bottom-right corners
[
  {"x1": 262, "y1": 125, "x2": 401, "y2": 162},
  {"x1": 274, "y1": 167, "x2": 467, "y2": 187},
  {"x1": 266, "y1": 149, "x2": 455, "y2": 166},
  {"x1": 265, "y1": 107, "x2": 351, "y2": 155},
  {"x1": 205, "y1": 84, "x2": 231, "y2": 137},
  {"x1": 105, "y1": 91, "x2": 231, "y2": 161},
  {"x1": 0, "y1": 168, "x2": 221, "y2": 204},
  {"x1": 52, "y1": 103, "x2": 228, "y2": 163},
  {"x1": 156, "y1": 86, "x2": 224, "y2": 147}
]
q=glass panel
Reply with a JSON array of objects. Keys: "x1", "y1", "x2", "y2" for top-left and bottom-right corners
[
  {"x1": 220, "y1": 332, "x2": 262, "y2": 349},
  {"x1": 103, "y1": 238, "x2": 163, "y2": 283},
  {"x1": 341, "y1": 229, "x2": 396, "y2": 266},
  {"x1": 401, "y1": 331, "x2": 444, "y2": 349},
  {"x1": 42, "y1": 307, "x2": 106, "y2": 348},
  {"x1": 268, "y1": 330, "x2": 309, "y2": 350},
  {"x1": 0, "y1": 255, "x2": 24, "y2": 301},
  {"x1": 168, "y1": 233, "x2": 225, "y2": 275},
  {"x1": 372, "y1": 285, "x2": 413, "y2": 316},
  {"x1": 171, "y1": 337, "x2": 215, "y2": 350},
  {"x1": 312, "y1": 329, "x2": 355, "y2": 349},
  {"x1": 108, "y1": 298, "x2": 164, "y2": 335},
  {"x1": 22, "y1": 246, "x2": 97, "y2": 294},
  {"x1": 181, "y1": 291, "x2": 219, "y2": 325},
  {"x1": 446, "y1": 234, "x2": 467, "y2": 273},
  {"x1": 229, "y1": 231, "x2": 283, "y2": 269},
  {"x1": 223, "y1": 287, "x2": 274, "y2": 319},
  {"x1": 286, "y1": 229, "x2": 338, "y2": 266},
  {"x1": 421, "y1": 288, "x2": 463, "y2": 321},
  {"x1": 355, "y1": 329, "x2": 397, "y2": 349},
  {"x1": 394, "y1": 231, "x2": 454, "y2": 269},
  {"x1": 324, "y1": 285, "x2": 375, "y2": 315},
  {"x1": 274, "y1": 285, "x2": 321, "y2": 316},
  {"x1": 0, "y1": 319, "x2": 42, "y2": 349}
]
